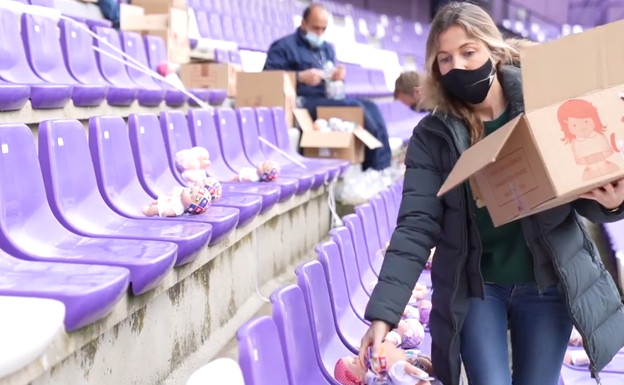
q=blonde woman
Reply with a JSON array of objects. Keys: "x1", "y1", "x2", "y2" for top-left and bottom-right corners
[{"x1": 358, "y1": 3, "x2": 624, "y2": 385}]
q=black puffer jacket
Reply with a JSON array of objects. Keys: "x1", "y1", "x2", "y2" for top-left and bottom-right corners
[{"x1": 365, "y1": 65, "x2": 624, "y2": 385}]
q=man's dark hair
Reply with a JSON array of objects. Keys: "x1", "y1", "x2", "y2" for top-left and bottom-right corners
[{"x1": 302, "y1": 4, "x2": 326, "y2": 21}]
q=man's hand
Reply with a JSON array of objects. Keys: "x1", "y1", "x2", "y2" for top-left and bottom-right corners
[
  {"x1": 580, "y1": 179, "x2": 624, "y2": 211},
  {"x1": 331, "y1": 64, "x2": 346, "y2": 81},
  {"x1": 298, "y1": 68, "x2": 324, "y2": 86}
]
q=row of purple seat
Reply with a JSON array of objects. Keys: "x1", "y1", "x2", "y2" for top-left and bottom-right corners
[
  {"x1": 234, "y1": 180, "x2": 434, "y2": 384},
  {"x1": 16, "y1": 0, "x2": 112, "y2": 29},
  {"x1": 378, "y1": 101, "x2": 428, "y2": 143},
  {"x1": 0, "y1": 8, "x2": 226, "y2": 112},
  {"x1": 0, "y1": 106, "x2": 348, "y2": 332},
  {"x1": 343, "y1": 64, "x2": 392, "y2": 98}
]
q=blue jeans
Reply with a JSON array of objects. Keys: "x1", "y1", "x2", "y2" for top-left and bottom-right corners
[{"x1": 460, "y1": 283, "x2": 572, "y2": 385}]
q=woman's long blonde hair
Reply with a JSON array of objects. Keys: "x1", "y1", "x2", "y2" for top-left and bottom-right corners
[{"x1": 423, "y1": 2, "x2": 537, "y2": 144}]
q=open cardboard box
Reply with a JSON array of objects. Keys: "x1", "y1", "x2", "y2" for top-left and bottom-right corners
[
  {"x1": 120, "y1": 3, "x2": 189, "y2": 64},
  {"x1": 296, "y1": 107, "x2": 382, "y2": 163},
  {"x1": 179, "y1": 63, "x2": 241, "y2": 97},
  {"x1": 438, "y1": 19, "x2": 624, "y2": 227},
  {"x1": 236, "y1": 71, "x2": 297, "y2": 127}
]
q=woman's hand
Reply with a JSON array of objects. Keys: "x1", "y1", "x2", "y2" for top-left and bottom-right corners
[
  {"x1": 580, "y1": 180, "x2": 624, "y2": 210},
  {"x1": 358, "y1": 320, "x2": 391, "y2": 370}
]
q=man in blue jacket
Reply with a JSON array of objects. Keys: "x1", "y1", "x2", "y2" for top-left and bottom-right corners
[{"x1": 263, "y1": 4, "x2": 391, "y2": 171}]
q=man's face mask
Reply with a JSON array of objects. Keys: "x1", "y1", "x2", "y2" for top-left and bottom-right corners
[{"x1": 305, "y1": 31, "x2": 325, "y2": 47}]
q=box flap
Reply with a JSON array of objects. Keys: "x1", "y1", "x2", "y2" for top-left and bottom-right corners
[
  {"x1": 293, "y1": 108, "x2": 315, "y2": 132},
  {"x1": 521, "y1": 19, "x2": 624, "y2": 112},
  {"x1": 437, "y1": 115, "x2": 523, "y2": 197},
  {"x1": 353, "y1": 127, "x2": 383, "y2": 149}
]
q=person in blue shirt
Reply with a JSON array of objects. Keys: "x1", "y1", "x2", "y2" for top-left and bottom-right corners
[{"x1": 263, "y1": 4, "x2": 391, "y2": 171}]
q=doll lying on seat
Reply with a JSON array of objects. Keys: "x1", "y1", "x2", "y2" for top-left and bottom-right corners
[
  {"x1": 231, "y1": 160, "x2": 281, "y2": 182},
  {"x1": 175, "y1": 147, "x2": 212, "y2": 187},
  {"x1": 142, "y1": 186, "x2": 212, "y2": 217},
  {"x1": 334, "y1": 341, "x2": 434, "y2": 385},
  {"x1": 385, "y1": 318, "x2": 425, "y2": 350}
]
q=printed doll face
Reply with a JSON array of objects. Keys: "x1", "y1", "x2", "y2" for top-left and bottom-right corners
[
  {"x1": 197, "y1": 152, "x2": 211, "y2": 169},
  {"x1": 342, "y1": 356, "x2": 366, "y2": 381},
  {"x1": 567, "y1": 117, "x2": 595, "y2": 138}
]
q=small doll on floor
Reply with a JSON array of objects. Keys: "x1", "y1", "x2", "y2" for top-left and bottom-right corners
[
  {"x1": 334, "y1": 341, "x2": 434, "y2": 385},
  {"x1": 175, "y1": 147, "x2": 211, "y2": 187},
  {"x1": 411, "y1": 284, "x2": 429, "y2": 302},
  {"x1": 425, "y1": 248, "x2": 435, "y2": 270},
  {"x1": 142, "y1": 186, "x2": 212, "y2": 217},
  {"x1": 569, "y1": 327, "x2": 583, "y2": 347},
  {"x1": 564, "y1": 350, "x2": 590, "y2": 367},
  {"x1": 402, "y1": 305, "x2": 420, "y2": 321},
  {"x1": 417, "y1": 300, "x2": 432, "y2": 326},
  {"x1": 385, "y1": 318, "x2": 425, "y2": 350},
  {"x1": 231, "y1": 160, "x2": 280, "y2": 182},
  {"x1": 156, "y1": 61, "x2": 185, "y2": 90}
]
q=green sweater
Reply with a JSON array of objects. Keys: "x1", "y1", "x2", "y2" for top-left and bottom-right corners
[{"x1": 473, "y1": 107, "x2": 535, "y2": 283}]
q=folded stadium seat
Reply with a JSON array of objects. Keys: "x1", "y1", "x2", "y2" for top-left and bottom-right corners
[
  {"x1": 0, "y1": 81, "x2": 29, "y2": 112},
  {"x1": 59, "y1": 20, "x2": 137, "y2": 107},
  {"x1": 189, "y1": 38, "x2": 199, "y2": 50},
  {"x1": 214, "y1": 49, "x2": 231, "y2": 63},
  {"x1": 127, "y1": 112, "x2": 274, "y2": 221},
  {"x1": 220, "y1": 15, "x2": 237, "y2": 43},
  {"x1": 37, "y1": 120, "x2": 212, "y2": 266},
  {"x1": 316, "y1": 241, "x2": 369, "y2": 351},
  {"x1": 236, "y1": 317, "x2": 291, "y2": 385},
  {"x1": 355, "y1": 203, "x2": 383, "y2": 275},
  {"x1": 0, "y1": 9, "x2": 71, "y2": 109},
  {"x1": 143, "y1": 35, "x2": 226, "y2": 107},
  {"x1": 241, "y1": 20, "x2": 258, "y2": 50},
  {"x1": 230, "y1": 16, "x2": 248, "y2": 49},
  {"x1": 270, "y1": 107, "x2": 349, "y2": 176},
  {"x1": 229, "y1": 50, "x2": 242, "y2": 64},
  {"x1": 87, "y1": 115, "x2": 239, "y2": 245},
  {"x1": 214, "y1": 108, "x2": 310, "y2": 194},
  {"x1": 186, "y1": 109, "x2": 295, "y2": 201},
  {"x1": 161, "y1": 111, "x2": 285, "y2": 206},
  {"x1": 208, "y1": 12, "x2": 226, "y2": 40},
  {"x1": 93, "y1": 26, "x2": 164, "y2": 107},
  {"x1": 0, "y1": 249, "x2": 129, "y2": 332},
  {"x1": 344, "y1": 213, "x2": 379, "y2": 280},
  {"x1": 369, "y1": 69, "x2": 392, "y2": 97},
  {"x1": 237, "y1": 107, "x2": 327, "y2": 189},
  {"x1": 344, "y1": 65, "x2": 369, "y2": 98},
  {"x1": 254, "y1": 107, "x2": 339, "y2": 182},
  {"x1": 119, "y1": 32, "x2": 187, "y2": 107},
  {"x1": 21, "y1": 14, "x2": 107, "y2": 107},
  {"x1": 203, "y1": 0, "x2": 223, "y2": 14},
  {"x1": 195, "y1": 11, "x2": 213, "y2": 38},
  {"x1": 295, "y1": 261, "x2": 358, "y2": 379},
  {"x1": 0, "y1": 123, "x2": 177, "y2": 294},
  {"x1": 270, "y1": 286, "x2": 338, "y2": 385},
  {"x1": 28, "y1": 0, "x2": 112, "y2": 28}
]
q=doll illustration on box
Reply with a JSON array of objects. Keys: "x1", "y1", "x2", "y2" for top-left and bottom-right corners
[
  {"x1": 558, "y1": 99, "x2": 620, "y2": 181},
  {"x1": 174, "y1": 147, "x2": 211, "y2": 187},
  {"x1": 142, "y1": 185, "x2": 212, "y2": 217},
  {"x1": 231, "y1": 160, "x2": 281, "y2": 182}
]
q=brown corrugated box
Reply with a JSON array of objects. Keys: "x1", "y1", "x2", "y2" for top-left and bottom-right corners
[
  {"x1": 235, "y1": 71, "x2": 297, "y2": 127},
  {"x1": 178, "y1": 63, "x2": 241, "y2": 97},
  {"x1": 438, "y1": 19, "x2": 624, "y2": 227},
  {"x1": 296, "y1": 107, "x2": 382, "y2": 164}
]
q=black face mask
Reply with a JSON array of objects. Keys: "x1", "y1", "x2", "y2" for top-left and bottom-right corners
[{"x1": 440, "y1": 59, "x2": 495, "y2": 105}]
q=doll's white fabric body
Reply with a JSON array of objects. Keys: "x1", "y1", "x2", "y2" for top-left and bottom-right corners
[
  {"x1": 364, "y1": 361, "x2": 421, "y2": 385},
  {"x1": 181, "y1": 169, "x2": 206, "y2": 187},
  {"x1": 157, "y1": 186, "x2": 186, "y2": 217},
  {"x1": 238, "y1": 167, "x2": 260, "y2": 182}
]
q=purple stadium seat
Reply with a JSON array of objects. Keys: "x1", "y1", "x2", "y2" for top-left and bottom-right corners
[
  {"x1": 237, "y1": 107, "x2": 326, "y2": 189},
  {"x1": 187, "y1": 109, "x2": 298, "y2": 201},
  {"x1": 0, "y1": 80, "x2": 29, "y2": 112},
  {"x1": 125, "y1": 113, "x2": 260, "y2": 225},
  {"x1": 0, "y1": 9, "x2": 71, "y2": 109},
  {"x1": 369, "y1": 195, "x2": 390, "y2": 245},
  {"x1": 160, "y1": 110, "x2": 282, "y2": 211},
  {"x1": 329, "y1": 225, "x2": 373, "y2": 314},
  {"x1": 119, "y1": 32, "x2": 187, "y2": 107},
  {"x1": 21, "y1": 14, "x2": 107, "y2": 107},
  {"x1": 221, "y1": 15, "x2": 236, "y2": 42},
  {"x1": 208, "y1": 13, "x2": 225, "y2": 40},
  {"x1": 143, "y1": 35, "x2": 225, "y2": 107},
  {"x1": 93, "y1": 26, "x2": 163, "y2": 107},
  {"x1": 255, "y1": 107, "x2": 340, "y2": 182},
  {"x1": 214, "y1": 49, "x2": 230, "y2": 63},
  {"x1": 37, "y1": 120, "x2": 212, "y2": 266},
  {"x1": 0, "y1": 248, "x2": 129, "y2": 332},
  {"x1": 368, "y1": 69, "x2": 391, "y2": 96},
  {"x1": 380, "y1": 189, "x2": 396, "y2": 232},
  {"x1": 354, "y1": 203, "x2": 383, "y2": 275},
  {"x1": 236, "y1": 316, "x2": 290, "y2": 385},
  {"x1": 88, "y1": 115, "x2": 238, "y2": 245},
  {"x1": 231, "y1": 16, "x2": 247, "y2": 48},
  {"x1": 0, "y1": 123, "x2": 176, "y2": 295},
  {"x1": 270, "y1": 107, "x2": 349, "y2": 176},
  {"x1": 242, "y1": 20, "x2": 259, "y2": 51},
  {"x1": 229, "y1": 50, "x2": 242, "y2": 65},
  {"x1": 194, "y1": 10, "x2": 212, "y2": 39},
  {"x1": 343, "y1": 213, "x2": 380, "y2": 281},
  {"x1": 296, "y1": 260, "x2": 353, "y2": 381},
  {"x1": 214, "y1": 108, "x2": 306, "y2": 195},
  {"x1": 270, "y1": 285, "x2": 336, "y2": 385},
  {"x1": 28, "y1": 0, "x2": 112, "y2": 28},
  {"x1": 59, "y1": 19, "x2": 137, "y2": 107},
  {"x1": 316, "y1": 240, "x2": 368, "y2": 352}
]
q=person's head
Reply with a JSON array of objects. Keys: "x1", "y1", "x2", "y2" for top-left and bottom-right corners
[
  {"x1": 424, "y1": 2, "x2": 521, "y2": 143},
  {"x1": 394, "y1": 71, "x2": 425, "y2": 111},
  {"x1": 301, "y1": 4, "x2": 329, "y2": 47}
]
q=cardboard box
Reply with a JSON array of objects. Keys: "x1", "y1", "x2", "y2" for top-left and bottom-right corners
[
  {"x1": 235, "y1": 71, "x2": 297, "y2": 127},
  {"x1": 179, "y1": 63, "x2": 240, "y2": 97},
  {"x1": 295, "y1": 107, "x2": 382, "y2": 163},
  {"x1": 120, "y1": 4, "x2": 189, "y2": 64},
  {"x1": 129, "y1": 0, "x2": 187, "y2": 14},
  {"x1": 438, "y1": 19, "x2": 624, "y2": 227}
]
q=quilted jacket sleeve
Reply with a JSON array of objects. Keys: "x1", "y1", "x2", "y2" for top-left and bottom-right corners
[
  {"x1": 572, "y1": 199, "x2": 624, "y2": 224},
  {"x1": 364, "y1": 125, "x2": 444, "y2": 327}
]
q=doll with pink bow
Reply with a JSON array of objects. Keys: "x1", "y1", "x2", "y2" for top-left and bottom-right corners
[{"x1": 142, "y1": 185, "x2": 212, "y2": 217}]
